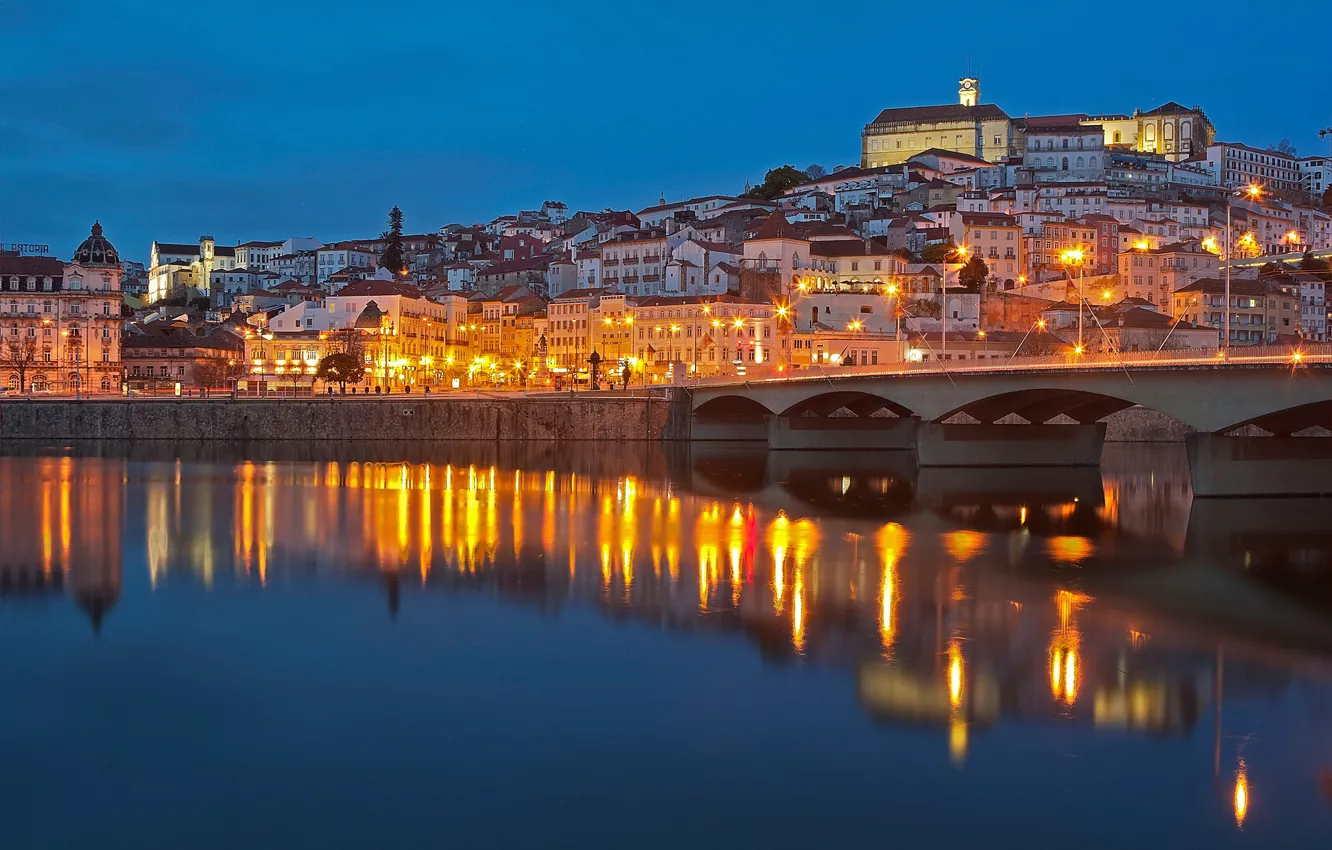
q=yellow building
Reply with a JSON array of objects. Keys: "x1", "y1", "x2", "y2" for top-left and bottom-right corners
[
  {"x1": 862, "y1": 77, "x2": 1014, "y2": 167},
  {"x1": 1085, "y1": 103, "x2": 1214, "y2": 162}
]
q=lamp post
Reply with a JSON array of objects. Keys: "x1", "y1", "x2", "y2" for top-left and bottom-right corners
[
  {"x1": 1060, "y1": 248, "x2": 1086, "y2": 354},
  {"x1": 1224, "y1": 184, "x2": 1263, "y2": 354}
]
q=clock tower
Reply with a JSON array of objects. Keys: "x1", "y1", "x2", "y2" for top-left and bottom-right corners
[{"x1": 959, "y1": 77, "x2": 980, "y2": 107}]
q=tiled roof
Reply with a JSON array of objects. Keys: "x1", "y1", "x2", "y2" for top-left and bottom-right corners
[
  {"x1": 750, "y1": 210, "x2": 797, "y2": 240},
  {"x1": 867, "y1": 103, "x2": 1009, "y2": 127},
  {"x1": 337, "y1": 279, "x2": 423, "y2": 298}
]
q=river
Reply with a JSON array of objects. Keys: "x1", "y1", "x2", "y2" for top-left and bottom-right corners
[{"x1": 0, "y1": 441, "x2": 1329, "y2": 848}]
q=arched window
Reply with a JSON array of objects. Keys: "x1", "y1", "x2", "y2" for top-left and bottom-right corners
[
  {"x1": 1163, "y1": 123, "x2": 1174, "y2": 141},
  {"x1": 6, "y1": 374, "x2": 17, "y2": 390},
  {"x1": 1181, "y1": 120, "x2": 1191, "y2": 140},
  {"x1": 1089, "y1": 156, "x2": 1098, "y2": 170},
  {"x1": 1076, "y1": 156, "x2": 1085, "y2": 169},
  {"x1": 100, "y1": 377, "x2": 111, "y2": 391},
  {"x1": 1113, "y1": 131, "x2": 1122, "y2": 144},
  {"x1": 1062, "y1": 157, "x2": 1070, "y2": 171},
  {"x1": 1047, "y1": 157, "x2": 1056, "y2": 168},
  {"x1": 792, "y1": 253, "x2": 800, "y2": 270},
  {"x1": 1144, "y1": 125, "x2": 1156, "y2": 148}
]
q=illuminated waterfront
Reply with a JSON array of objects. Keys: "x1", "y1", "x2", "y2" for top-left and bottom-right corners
[{"x1": 1, "y1": 442, "x2": 1330, "y2": 848}]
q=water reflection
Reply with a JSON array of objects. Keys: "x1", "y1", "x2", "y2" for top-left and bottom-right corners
[{"x1": 2, "y1": 440, "x2": 1332, "y2": 840}]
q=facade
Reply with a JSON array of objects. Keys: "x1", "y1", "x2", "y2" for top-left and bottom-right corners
[
  {"x1": 148, "y1": 236, "x2": 237, "y2": 303},
  {"x1": 1, "y1": 223, "x2": 125, "y2": 394},
  {"x1": 1299, "y1": 156, "x2": 1332, "y2": 200},
  {"x1": 630, "y1": 295, "x2": 777, "y2": 376},
  {"x1": 1021, "y1": 119, "x2": 1107, "y2": 181},
  {"x1": 316, "y1": 243, "x2": 377, "y2": 287},
  {"x1": 951, "y1": 213, "x2": 1023, "y2": 285},
  {"x1": 601, "y1": 229, "x2": 672, "y2": 296},
  {"x1": 1204, "y1": 143, "x2": 1302, "y2": 193},
  {"x1": 862, "y1": 78, "x2": 1014, "y2": 167},
  {"x1": 1117, "y1": 240, "x2": 1218, "y2": 311},
  {"x1": 1172, "y1": 277, "x2": 1298, "y2": 345},
  {"x1": 1089, "y1": 102, "x2": 1214, "y2": 161},
  {"x1": 122, "y1": 323, "x2": 244, "y2": 389}
]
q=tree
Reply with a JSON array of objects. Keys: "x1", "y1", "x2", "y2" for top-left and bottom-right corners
[
  {"x1": 744, "y1": 165, "x2": 809, "y2": 200},
  {"x1": 1301, "y1": 250, "x2": 1332, "y2": 283},
  {"x1": 805, "y1": 164, "x2": 828, "y2": 179},
  {"x1": 1322, "y1": 186, "x2": 1332, "y2": 212},
  {"x1": 921, "y1": 243, "x2": 954, "y2": 264},
  {"x1": 958, "y1": 256, "x2": 990, "y2": 290},
  {"x1": 889, "y1": 247, "x2": 917, "y2": 262},
  {"x1": 906, "y1": 298, "x2": 941, "y2": 319},
  {"x1": 193, "y1": 357, "x2": 245, "y2": 389},
  {"x1": 1273, "y1": 138, "x2": 1298, "y2": 157},
  {"x1": 2, "y1": 334, "x2": 39, "y2": 393},
  {"x1": 315, "y1": 352, "x2": 365, "y2": 390},
  {"x1": 380, "y1": 205, "x2": 406, "y2": 275}
]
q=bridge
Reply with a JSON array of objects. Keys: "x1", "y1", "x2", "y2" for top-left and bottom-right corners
[{"x1": 686, "y1": 347, "x2": 1332, "y2": 497}]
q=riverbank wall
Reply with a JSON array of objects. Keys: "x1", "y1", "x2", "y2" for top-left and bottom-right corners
[
  {"x1": 0, "y1": 395, "x2": 1193, "y2": 443},
  {"x1": 0, "y1": 393, "x2": 692, "y2": 442}
]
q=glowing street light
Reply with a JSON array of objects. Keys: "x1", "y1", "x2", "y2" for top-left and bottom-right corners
[{"x1": 1061, "y1": 249, "x2": 1087, "y2": 352}]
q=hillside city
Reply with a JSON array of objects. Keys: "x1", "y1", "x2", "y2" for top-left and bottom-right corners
[{"x1": 4, "y1": 76, "x2": 1332, "y2": 395}]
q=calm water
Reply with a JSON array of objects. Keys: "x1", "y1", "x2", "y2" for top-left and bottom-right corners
[{"x1": 1, "y1": 440, "x2": 1331, "y2": 848}]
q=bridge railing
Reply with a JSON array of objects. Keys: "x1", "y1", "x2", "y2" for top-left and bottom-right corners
[{"x1": 691, "y1": 343, "x2": 1332, "y2": 387}]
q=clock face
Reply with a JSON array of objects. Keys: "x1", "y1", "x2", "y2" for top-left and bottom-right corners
[{"x1": 961, "y1": 80, "x2": 974, "y2": 90}]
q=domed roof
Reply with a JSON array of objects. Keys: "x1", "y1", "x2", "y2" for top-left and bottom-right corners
[
  {"x1": 73, "y1": 221, "x2": 120, "y2": 266},
  {"x1": 354, "y1": 300, "x2": 386, "y2": 329}
]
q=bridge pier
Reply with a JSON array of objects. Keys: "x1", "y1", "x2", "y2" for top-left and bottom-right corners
[
  {"x1": 766, "y1": 415, "x2": 917, "y2": 451},
  {"x1": 916, "y1": 422, "x2": 1106, "y2": 467},
  {"x1": 1187, "y1": 433, "x2": 1332, "y2": 497}
]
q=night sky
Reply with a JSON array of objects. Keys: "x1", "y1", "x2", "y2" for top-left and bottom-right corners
[{"x1": 1, "y1": 0, "x2": 1325, "y2": 264}]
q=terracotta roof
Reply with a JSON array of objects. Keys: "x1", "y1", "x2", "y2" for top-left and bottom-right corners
[
  {"x1": 0, "y1": 254, "x2": 64, "y2": 276},
  {"x1": 337, "y1": 279, "x2": 422, "y2": 298},
  {"x1": 750, "y1": 210, "x2": 797, "y2": 240},
  {"x1": 867, "y1": 103, "x2": 1008, "y2": 127},
  {"x1": 911, "y1": 148, "x2": 992, "y2": 165}
]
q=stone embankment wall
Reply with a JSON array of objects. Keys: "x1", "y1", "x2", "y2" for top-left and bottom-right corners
[{"x1": 0, "y1": 393, "x2": 692, "y2": 442}]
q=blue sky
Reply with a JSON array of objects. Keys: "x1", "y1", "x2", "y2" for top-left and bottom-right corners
[{"x1": 1, "y1": 0, "x2": 1325, "y2": 264}]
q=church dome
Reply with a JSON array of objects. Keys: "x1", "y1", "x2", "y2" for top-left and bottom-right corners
[
  {"x1": 354, "y1": 300, "x2": 386, "y2": 329},
  {"x1": 73, "y1": 221, "x2": 120, "y2": 266}
]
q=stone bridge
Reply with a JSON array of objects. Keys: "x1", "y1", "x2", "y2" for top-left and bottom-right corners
[{"x1": 687, "y1": 358, "x2": 1332, "y2": 496}]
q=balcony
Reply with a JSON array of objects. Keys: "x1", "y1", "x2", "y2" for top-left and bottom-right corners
[
  {"x1": 603, "y1": 259, "x2": 619, "y2": 267},
  {"x1": 642, "y1": 274, "x2": 660, "y2": 283},
  {"x1": 623, "y1": 257, "x2": 639, "y2": 266},
  {"x1": 623, "y1": 275, "x2": 640, "y2": 284},
  {"x1": 643, "y1": 254, "x2": 661, "y2": 263}
]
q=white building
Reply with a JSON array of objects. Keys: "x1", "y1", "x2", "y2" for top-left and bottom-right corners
[
  {"x1": 1022, "y1": 120, "x2": 1107, "y2": 181},
  {"x1": 1299, "y1": 156, "x2": 1332, "y2": 200},
  {"x1": 1205, "y1": 143, "x2": 1302, "y2": 193},
  {"x1": 316, "y1": 243, "x2": 377, "y2": 287},
  {"x1": 635, "y1": 195, "x2": 765, "y2": 228},
  {"x1": 235, "y1": 241, "x2": 283, "y2": 270}
]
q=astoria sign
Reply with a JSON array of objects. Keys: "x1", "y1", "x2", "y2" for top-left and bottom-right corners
[{"x1": 3, "y1": 242, "x2": 52, "y2": 256}]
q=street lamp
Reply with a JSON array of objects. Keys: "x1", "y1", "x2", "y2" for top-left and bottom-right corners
[
  {"x1": 1060, "y1": 248, "x2": 1086, "y2": 354},
  {"x1": 1224, "y1": 183, "x2": 1262, "y2": 354}
]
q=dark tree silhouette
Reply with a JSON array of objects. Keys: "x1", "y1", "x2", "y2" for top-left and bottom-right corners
[{"x1": 380, "y1": 206, "x2": 406, "y2": 274}]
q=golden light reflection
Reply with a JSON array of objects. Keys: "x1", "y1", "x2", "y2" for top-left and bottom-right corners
[
  {"x1": 944, "y1": 530, "x2": 983, "y2": 563},
  {"x1": 767, "y1": 513, "x2": 790, "y2": 614},
  {"x1": 1049, "y1": 590, "x2": 1088, "y2": 706},
  {"x1": 792, "y1": 568, "x2": 805, "y2": 654},
  {"x1": 877, "y1": 523, "x2": 908, "y2": 655},
  {"x1": 1047, "y1": 535, "x2": 1092, "y2": 565},
  {"x1": 948, "y1": 640, "x2": 964, "y2": 709},
  {"x1": 1234, "y1": 762, "x2": 1249, "y2": 828}
]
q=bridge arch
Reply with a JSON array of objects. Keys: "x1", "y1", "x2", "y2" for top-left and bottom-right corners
[
  {"x1": 694, "y1": 394, "x2": 776, "y2": 418},
  {"x1": 934, "y1": 388, "x2": 1144, "y2": 425},
  {"x1": 779, "y1": 390, "x2": 916, "y2": 420},
  {"x1": 1221, "y1": 400, "x2": 1332, "y2": 436}
]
